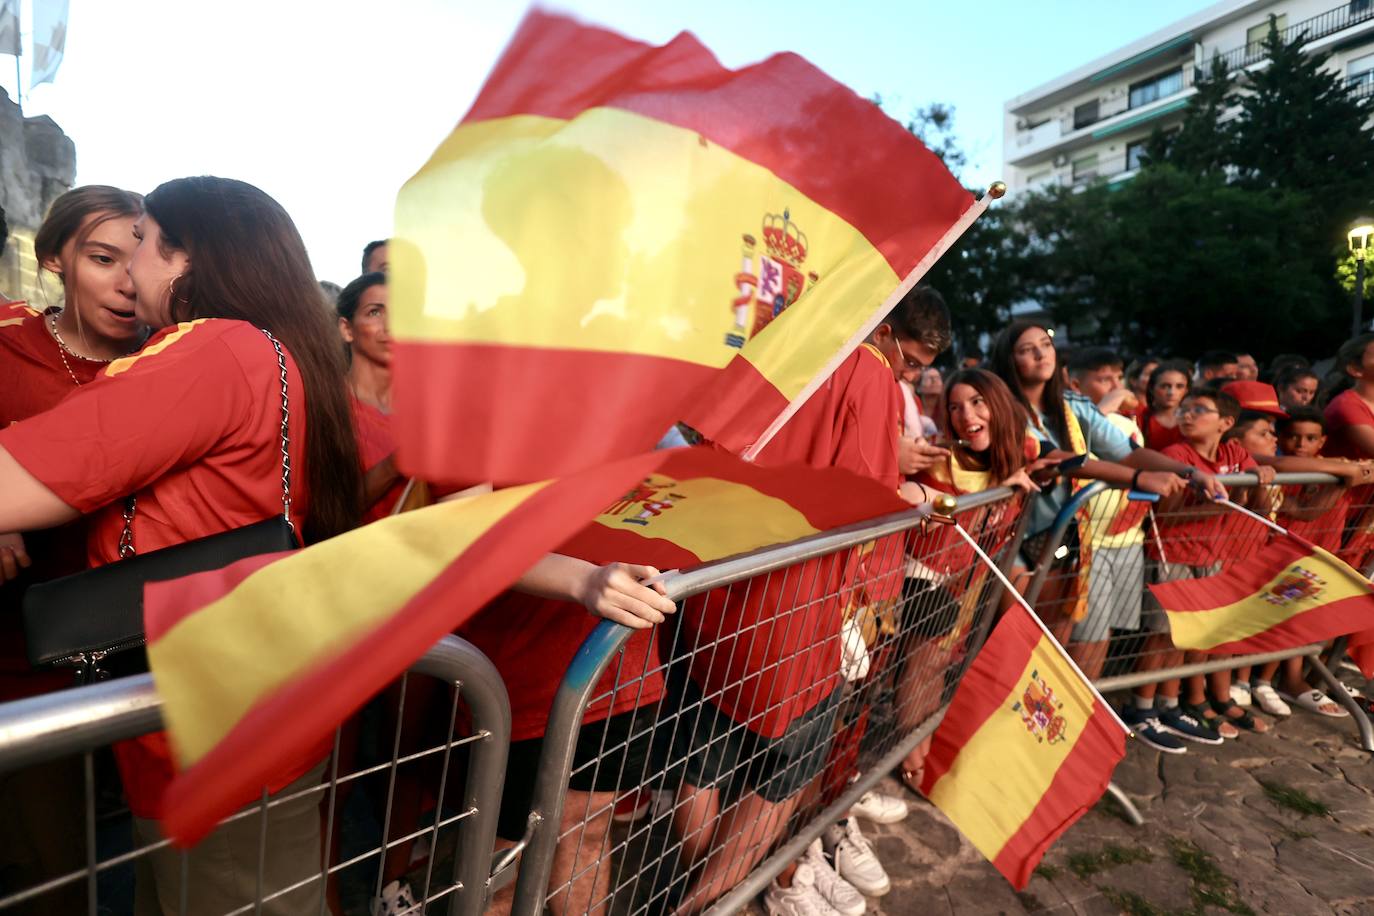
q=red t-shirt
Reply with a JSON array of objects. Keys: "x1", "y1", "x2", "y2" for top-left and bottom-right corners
[
  {"x1": 1135, "y1": 404, "x2": 1183, "y2": 451},
  {"x1": 1148, "y1": 440, "x2": 1257, "y2": 567},
  {"x1": 1323, "y1": 389, "x2": 1374, "y2": 461},
  {"x1": 683, "y1": 345, "x2": 903, "y2": 737},
  {"x1": 0, "y1": 304, "x2": 99, "y2": 700},
  {"x1": 351, "y1": 396, "x2": 407, "y2": 524},
  {"x1": 0, "y1": 318, "x2": 321, "y2": 818},
  {"x1": 1278, "y1": 485, "x2": 1348, "y2": 554}
]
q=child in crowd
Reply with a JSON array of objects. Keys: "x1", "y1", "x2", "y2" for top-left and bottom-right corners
[
  {"x1": 1129, "y1": 390, "x2": 1275, "y2": 748},
  {"x1": 1065, "y1": 348, "x2": 1151, "y2": 682}
]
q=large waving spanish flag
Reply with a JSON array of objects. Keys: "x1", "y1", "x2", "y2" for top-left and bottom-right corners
[
  {"x1": 146, "y1": 448, "x2": 907, "y2": 844},
  {"x1": 920, "y1": 604, "x2": 1127, "y2": 889},
  {"x1": 390, "y1": 11, "x2": 973, "y2": 486},
  {"x1": 1149, "y1": 533, "x2": 1374, "y2": 654}
]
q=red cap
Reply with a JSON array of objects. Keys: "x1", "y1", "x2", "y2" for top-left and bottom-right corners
[{"x1": 1221, "y1": 380, "x2": 1288, "y2": 418}]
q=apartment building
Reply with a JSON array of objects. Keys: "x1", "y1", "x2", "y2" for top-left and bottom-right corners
[{"x1": 1003, "y1": 0, "x2": 1374, "y2": 193}]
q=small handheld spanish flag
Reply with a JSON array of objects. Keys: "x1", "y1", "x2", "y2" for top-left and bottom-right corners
[
  {"x1": 1150, "y1": 531, "x2": 1374, "y2": 654},
  {"x1": 920, "y1": 603, "x2": 1127, "y2": 889}
]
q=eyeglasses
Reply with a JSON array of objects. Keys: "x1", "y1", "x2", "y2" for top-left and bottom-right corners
[
  {"x1": 1175, "y1": 405, "x2": 1219, "y2": 418},
  {"x1": 894, "y1": 336, "x2": 932, "y2": 371}
]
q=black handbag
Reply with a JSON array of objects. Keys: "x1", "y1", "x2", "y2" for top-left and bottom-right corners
[{"x1": 23, "y1": 329, "x2": 300, "y2": 684}]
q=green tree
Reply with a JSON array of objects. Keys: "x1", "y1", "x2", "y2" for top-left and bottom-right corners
[
  {"x1": 878, "y1": 100, "x2": 1024, "y2": 359},
  {"x1": 1145, "y1": 53, "x2": 1235, "y2": 173}
]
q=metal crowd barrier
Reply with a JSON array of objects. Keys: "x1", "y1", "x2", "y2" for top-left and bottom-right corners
[
  {"x1": 1021, "y1": 472, "x2": 1374, "y2": 825},
  {"x1": 505, "y1": 488, "x2": 1031, "y2": 916},
  {"x1": 0, "y1": 635, "x2": 511, "y2": 916}
]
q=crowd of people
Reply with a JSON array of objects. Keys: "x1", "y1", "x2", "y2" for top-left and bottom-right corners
[{"x1": 1, "y1": 182, "x2": 1373, "y2": 916}]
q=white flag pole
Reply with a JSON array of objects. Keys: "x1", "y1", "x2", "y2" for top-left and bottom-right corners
[
  {"x1": 740, "y1": 181, "x2": 1005, "y2": 462},
  {"x1": 949, "y1": 519, "x2": 1133, "y2": 736}
]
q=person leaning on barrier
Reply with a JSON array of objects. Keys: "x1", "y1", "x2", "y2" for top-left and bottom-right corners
[
  {"x1": 0, "y1": 186, "x2": 147, "y2": 914},
  {"x1": 987, "y1": 321, "x2": 1227, "y2": 646},
  {"x1": 897, "y1": 368, "x2": 1047, "y2": 792},
  {"x1": 667, "y1": 285, "x2": 949, "y2": 916},
  {"x1": 1225, "y1": 387, "x2": 1373, "y2": 720},
  {"x1": 0, "y1": 176, "x2": 368, "y2": 916}
]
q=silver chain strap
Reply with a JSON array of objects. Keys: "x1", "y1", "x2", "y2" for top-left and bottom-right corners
[
  {"x1": 117, "y1": 327, "x2": 295, "y2": 557},
  {"x1": 262, "y1": 328, "x2": 295, "y2": 535}
]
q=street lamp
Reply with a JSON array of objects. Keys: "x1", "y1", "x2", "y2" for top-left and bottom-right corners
[{"x1": 1352, "y1": 217, "x2": 1374, "y2": 337}]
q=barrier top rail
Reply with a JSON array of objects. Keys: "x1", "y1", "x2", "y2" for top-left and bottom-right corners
[
  {"x1": 661, "y1": 486, "x2": 1016, "y2": 602},
  {"x1": 0, "y1": 635, "x2": 508, "y2": 777}
]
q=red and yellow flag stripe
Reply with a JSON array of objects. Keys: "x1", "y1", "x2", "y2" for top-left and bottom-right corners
[
  {"x1": 1152, "y1": 533, "x2": 1374, "y2": 654},
  {"x1": 391, "y1": 12, "x2": 971, "y2": 485},
  {"x1": 921, "y1": 605, "x2": 1126, "y2": 889},
  {"x1": 147, "y1": 450, "x2": 665, "y2": 845}
]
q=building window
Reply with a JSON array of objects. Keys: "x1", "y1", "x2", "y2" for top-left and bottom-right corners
[
  {"x1": 1350, "y1": 51, "x2": 1374, "y2": 90},
  {"x1": 1027, "y1": 169, "x2": 1053, "y2": 188},
  {"x1": 1128, "y1": 68, "x2": 1184, "y2": 108},
  {"x1": 1246, "y1": 15, "x2": 1288, "y2": 57},
  {"x1": 1071, "y1": 153, "x2": 1099, "y2": 182},
  {"x1": 1126, "y1": 140, "x2": 1149, "y2": 171},
  {"x1": 1073, "y1": 99, "x2": 1100, "y2": 130}
]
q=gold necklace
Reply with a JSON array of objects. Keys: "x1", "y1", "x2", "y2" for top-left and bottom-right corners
[
  {"x1": 54, "y1": 339, "x2": 82, "y2": 387},
  {"x1": 48, "y1": 313, "x2": 118, "y2": 363}
]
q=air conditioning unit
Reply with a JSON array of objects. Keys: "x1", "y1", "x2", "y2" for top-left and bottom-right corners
[
  {"x1": 1015, "y1": 118, "x2": 1028, "y2": 131},
  {"x1": 1052, "y1": 154, "x2": 1069, "y2": 168}
]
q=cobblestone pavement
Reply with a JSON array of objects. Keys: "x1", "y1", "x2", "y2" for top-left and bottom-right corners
[{"x1": 741, "y1": 682, "x2": 1374, "y2": 915}]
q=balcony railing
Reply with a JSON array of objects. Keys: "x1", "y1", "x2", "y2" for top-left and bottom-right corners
[
  {"x1": 1215, "y1": 0, "x2": 1374, "y2": 71},
  {"x1": 1056, "y1": 63, "x2": 1197, "y2": 135}
]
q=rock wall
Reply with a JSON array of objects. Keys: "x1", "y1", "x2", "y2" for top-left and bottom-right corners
[{"x1": 0, "y1": 86, "x2": 75, "y2": 302}]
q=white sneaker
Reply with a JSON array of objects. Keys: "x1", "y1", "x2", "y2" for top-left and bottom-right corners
[
  {"x1": 1230, "y1": 682, "x2": 1252, "y2": 707},
  {"x1": 371, "y1": 879, "x2": 419, "y2": 916},
  {"x1": 803, "y1": 839, "x2": 866, "y2": 916},
  {"x1": 823, "y1": 819, "x2": 890, "y2": 897},
  {"x1": 763, "y1": 863, "x2": 842, "y2": 916},
  {"x1": 849, "y1": 790, "x2": 908, "y2": 825},
  {"x1": 1252, "y1": 684, "x2": 1291, "y2": 717}
]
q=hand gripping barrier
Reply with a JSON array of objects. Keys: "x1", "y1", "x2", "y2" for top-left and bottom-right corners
[
  {"x1": 0, "y1": 635, "x2": 510, "y2": 916},
  {"x1": 1020, "y1": 472, "x2": 1374, "y2": 825},
  {"x1": 505, "y1": 488, "x2": 1032, "y2": 916}
]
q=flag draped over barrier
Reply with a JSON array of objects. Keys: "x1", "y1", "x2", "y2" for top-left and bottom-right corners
[
  {"x1": 921, "y1": 604, "x2": 1126, "y2": 890},
  {"x1": 1149, "y1": 532, "x2": 1374, "y2": 654},
  {"x1": 463, "y1": 447, "x2": 909, "y2": 737},
  {"x1": 147, "y1": 448, "x2": 907, "y2": 844},
  {"x1": 390, "y1": 10, "x2": 973, "y2": 487}
]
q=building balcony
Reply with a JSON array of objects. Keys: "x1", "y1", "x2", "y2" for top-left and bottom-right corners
[{"x1": 1214, "y1": 0, "x2": 1374, "y2": 72}]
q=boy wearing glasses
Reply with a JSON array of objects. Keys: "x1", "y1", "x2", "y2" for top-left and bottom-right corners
[{"x1": 1131, "y1": 390, "x2": 1277, "y2": 745}]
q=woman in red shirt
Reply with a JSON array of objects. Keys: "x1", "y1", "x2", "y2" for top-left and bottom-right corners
[
  {"x1": 0, "y1": 176, "x2": 363, "y2": 916},
  {"x1": 0, "y1": 185, "x2": 146, "y2": 916},
  {"x1": 1135, "y1": 359, "x2": 1190, "y2": 450},
  {"x1": 336, "y1": 271, "x2": 407, "y2": 523}
]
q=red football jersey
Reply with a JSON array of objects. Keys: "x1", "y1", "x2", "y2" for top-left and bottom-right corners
[{"x1": 0, "y1": 318, "x2": 321, "y2": 817}]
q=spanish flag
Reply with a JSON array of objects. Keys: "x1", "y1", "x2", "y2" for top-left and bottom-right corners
[
  {"x1": 146, "y1": 448, "x2": 907, "y2": 844},
  {"x1": 390, "y1": 11, "x2": 973, "y2": 486},
  {"x1": 920, "y1": 604, "x2": 1126, "y2": 889},
  {"x1": 462, "y1": 447, "x2": 909, "y2": 737},
  {"x1": 1149, "y1": 533, "x2": 1374, "y2": 654}
]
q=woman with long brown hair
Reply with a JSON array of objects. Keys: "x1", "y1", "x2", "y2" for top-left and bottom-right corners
[
  {"x1": 894, "y1": 369, "x2": 1044, "y2": 792},
  {"x1": 0, "y1": 176, "x2": 362, "y2": 914},
  {"x1": 0, "y1": 186, "x2": 147, "y2": 914}
]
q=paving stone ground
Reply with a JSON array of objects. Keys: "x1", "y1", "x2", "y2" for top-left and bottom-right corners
[{"x1": 739, "y1": 680, "x2": 1374, "y2": 916}]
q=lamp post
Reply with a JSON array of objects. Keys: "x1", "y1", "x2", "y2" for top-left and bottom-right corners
[{"x1": 1352, "y1": 217, "x2": 1374, "y2": 337}]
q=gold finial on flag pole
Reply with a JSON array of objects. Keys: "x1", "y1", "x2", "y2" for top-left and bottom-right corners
[{"x1": 987, "y1": 180, "x2": 1007, "y2": 200}]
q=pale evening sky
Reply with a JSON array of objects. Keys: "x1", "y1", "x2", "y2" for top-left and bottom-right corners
[{"x1": 5, "y1": 0, "x2": 1207, "y2": 284}]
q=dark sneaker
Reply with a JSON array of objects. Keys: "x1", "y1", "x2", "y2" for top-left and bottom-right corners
[
  {"x1": 1157, "y1": 705, "x2": 1225, "y2": 745},
  {"x1": 1121, "y1": 706, "x2": 1187, "y2": 754}
]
